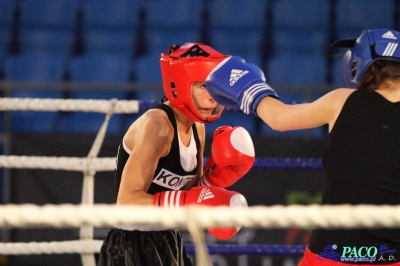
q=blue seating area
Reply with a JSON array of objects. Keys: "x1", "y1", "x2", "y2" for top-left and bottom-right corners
[
  {"x1": 207, "y1": 0, "x2": 268, "y2": 65},
  {"x1": 0, "y1": 28, "x2": 8, "y2": 62},
  {"x1": 82, "y1": 0, "x2": 139, "y2": 29},
  {"x1": 19, "y1": 0, "x2": 79, "y2": 28},
  {"x1": 82, "y1": 0, "x2": 139, "y2": 54},
  {"x1": 273, "y1": 0, "x2": 329, "y2": 31},
  {"x1": 22, "y1": 30, "x2": 72, "y2": 55},
  {"x1": 0, "y1": 0, "x2": 13, "y2": 26},
  {"x1": 143, "y1": 0, "x2": 203, "y2": 55},
  {"x1": 336, "y1": 0, "x2": 393, "y2": 38},
  {"x1": 0, "y1": 0, "x2": 13, "y2": 60},
  {"x1": 4, "y1": 51, "x2": 66, "y2": 133},
  {"x1": 267, "y1": 53, "x2": 327, "y2": 85},
  {"x1": 0, "y1": 0, "x2": 398, "y2": 137},
  {"x1": 209, "y1": 31, "x2": 263, "y2": 66}
]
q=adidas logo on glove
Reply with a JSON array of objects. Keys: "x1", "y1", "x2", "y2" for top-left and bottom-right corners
[
  {"x1": 205, "y1": 55, "x2": 279, "y2": 114},
  {"x1": 382, "y1": 31, "x2": 397, "y2": 40},
  {"x1": 229, "y1": 69, "x2": 249, "y2": 86},
  {"x1": 197, "y1": 187, "x2": 215, "y2": 203}
]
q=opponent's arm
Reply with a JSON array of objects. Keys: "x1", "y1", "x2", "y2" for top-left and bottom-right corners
[
  {"x1": 206, "y1": 56, "x2": 354, "y2": 132},
  {"x1": 198, "y1": 125, "x2": 255, "y2": 188},
  {"x1": 154, "y1": 186, "x2": 248, "y2": 240},
  {"x1": 117, "y1": 110, "x2": 173, "y2": 205},
  {"x1": 256, "y1": 88, "x2": 355, "y2": 132}
]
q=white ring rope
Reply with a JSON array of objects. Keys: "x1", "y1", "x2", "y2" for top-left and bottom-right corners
[
  {"x1": 0, "y1": 240, "x2": 103, "y2": 255},
  {"x1": 0, "y1": 98, "x2": 140, "y2": 113},
  {"x1": 0, "y1": 156, "x2": 115, "y2": 171},
  {"x1": 1, "y1": 204, "x2": 400, "y2": 229},
  {"x1": 1, "y1": 204, "x2": 400, "y2": 256}
]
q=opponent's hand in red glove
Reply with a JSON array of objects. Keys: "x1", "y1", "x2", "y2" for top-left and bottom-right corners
[
  {"x1": 198, "y1": 126, "x2": 255, "y2": 188},
  {"x1": 154, "y1": 186, "x2": 248, "y2": 240}
]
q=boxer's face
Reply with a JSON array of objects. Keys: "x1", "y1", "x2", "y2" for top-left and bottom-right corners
[{"x1": 191, "y1": 82, "x2": 221, "y2": 119}]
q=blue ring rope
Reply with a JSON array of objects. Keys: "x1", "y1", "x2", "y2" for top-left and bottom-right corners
[
  {"x1": 204, "y1": 158, "x2": 323, "y2": 171},
  {"x1": 253, "y1": 158, "x2": 322, "y2": 170},
  {"x1": 185, "y1": 244, "x2": 306, "y2": 256}
]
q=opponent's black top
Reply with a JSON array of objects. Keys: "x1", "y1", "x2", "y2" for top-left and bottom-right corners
[
  {"x1": 308, "y1": 90, "x2": 400, "y2": 263},
  {"x1": 114, "y1": 104, "x2": 200, "y2": 198}
]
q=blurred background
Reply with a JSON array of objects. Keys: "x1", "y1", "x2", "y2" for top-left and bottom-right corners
[{"x1": 0, "y1": 0, "x2": 398, "y2": 265}]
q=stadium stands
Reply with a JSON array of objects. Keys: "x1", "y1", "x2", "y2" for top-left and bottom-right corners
[{"x1": 0, "y1": 0, "x2": 398, "y2": 137}]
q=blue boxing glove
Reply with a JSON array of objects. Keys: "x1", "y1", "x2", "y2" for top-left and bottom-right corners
[{"x1": 206, "y1": 56, "x2": 278, "y2": 115}]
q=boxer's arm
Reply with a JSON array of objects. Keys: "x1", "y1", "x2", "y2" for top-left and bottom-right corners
[
  {"x1": 117, "y1": 111, "x2": 173, "y2": 205},
  {"x1": 256, "y1": 88, "x2": 355, "y2": 132}
]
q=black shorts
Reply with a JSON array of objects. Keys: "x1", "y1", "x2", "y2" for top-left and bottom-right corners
[{"x1": 98, "y1": 228, "x2": 193, "y2": 266}]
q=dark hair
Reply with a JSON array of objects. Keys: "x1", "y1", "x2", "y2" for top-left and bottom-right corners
[{"x1": 358, "y1": 60, "x2": 400, "y2": 90}]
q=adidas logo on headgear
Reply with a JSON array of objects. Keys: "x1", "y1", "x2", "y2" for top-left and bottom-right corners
[
  {"x1": 382, "y1": 31, "x2": 397, "y2": 40},
  {"x1": 230, "y1": 69, "x2": 249, "y2": 86},
  {"x1": 197, "y1": 187, "x2": 215, "y2": 203}
]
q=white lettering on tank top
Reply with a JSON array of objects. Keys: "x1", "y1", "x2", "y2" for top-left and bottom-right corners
[
  {"x1": 153, "y1": 168, "x2": 194, "y2": 190},
  {"x1": 177, "y1": 129, "x2": 197, "y2": 172}
]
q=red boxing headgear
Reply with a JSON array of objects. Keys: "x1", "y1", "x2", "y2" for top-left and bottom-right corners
[{"x1": 160, "y1": 43, "x2": 231, "y2": 123}]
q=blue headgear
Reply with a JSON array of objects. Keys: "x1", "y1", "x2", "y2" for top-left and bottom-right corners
[{"x1": 332, "y1": 29, "x2": 400, "y2": 88}]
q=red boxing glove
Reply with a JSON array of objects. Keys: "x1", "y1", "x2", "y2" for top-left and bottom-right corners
[
  {"x1": 154, "y1": 186, "x2": 248, "y2": 240},
  {"x1": 198, "y1": 126, "x2": 255, "y2": 188}
]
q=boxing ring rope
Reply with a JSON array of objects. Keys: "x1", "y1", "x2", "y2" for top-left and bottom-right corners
[
  {"x1": 0, "y1": 156, "x2": 322, "y2": 171},
  {"x1": 2, "y1": 204, "x2": 400, "y2": 229},
  {"x1": 0, "y1": 97, "x2": 140, "y2": 113},
  {"x1": 0, "y1": 97, "x2": 395, "y2": 266},
  {"x1": 1, "y1": 205, "x2": 400, "y2": 255}
]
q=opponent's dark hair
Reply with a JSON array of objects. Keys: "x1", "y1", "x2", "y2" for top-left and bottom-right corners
[{"x1": 358, "y1": 60, "x2": 400, "y2": 91}]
